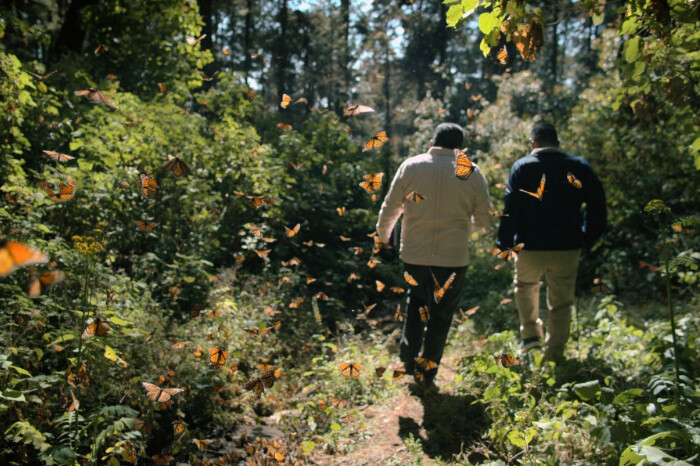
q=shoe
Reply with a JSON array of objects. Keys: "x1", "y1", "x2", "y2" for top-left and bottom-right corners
[{"x1": 518, "y1": 337, "x2": 542, "y2": 355}]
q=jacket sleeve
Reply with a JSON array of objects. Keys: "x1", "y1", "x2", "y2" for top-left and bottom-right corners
[
  {"x1": 470, "y1": 167, "x2": 492, "y2": 233},
  {"x1": 582, "y1": 164, "x2": 607, "y2": 248},
  {"x1": 376, "y1": 165, "x2": 405, "y2": 244},
  {"x1": 496, "y1": 166, "x2": 519, "y2": 250}
]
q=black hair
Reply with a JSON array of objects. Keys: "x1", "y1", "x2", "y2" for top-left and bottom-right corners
[
  {"x1": 530, "y1": 121, "x2": 559, "y2": 146},
  {"x1": 432, "y1": 123, "x2": 465, "y2": 150}
]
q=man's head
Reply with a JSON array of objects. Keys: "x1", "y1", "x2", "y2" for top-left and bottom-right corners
[
  {"x1": 530, "y1": 121, "x2": 559, "y2": 148},
  {"x1": 431, "y1": 123, "x2": 464, "y2": 150}
]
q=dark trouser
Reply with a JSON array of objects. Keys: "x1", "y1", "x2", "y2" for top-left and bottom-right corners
[{"x1": 400, "y1": 263, "x2": 466, "y2": 383}]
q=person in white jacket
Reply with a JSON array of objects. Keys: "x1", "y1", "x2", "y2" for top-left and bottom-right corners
[{"x1": 376, "y1": 122, "x2": 491, "y2": 388}]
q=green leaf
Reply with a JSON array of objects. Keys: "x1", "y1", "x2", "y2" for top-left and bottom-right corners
[
  {"x1": 45, "y1": 333, "x2": 76, "y2": 347},
  {"x1": 10, "y1": 365, "x2": 31, "y2": 377},
  {"x1": 446, "y1": 5, "x2": 464, "y2": 27},
  {"x1": 478, "y1": 12, "x2": 500, "y2": 35},
  {"x1": 592, "y1": 12, "x2": 604, "y2": 26},
  {"x1": 620, "y1": 445, "x2": 645, "y2": 466},
  {"x1": 183, "y1": 276, "x2": 196, "y2": 283},
  {"x1": 0, "y1": 389, "x2": 26, "y2": 401},
  {"x1": 69, "y1": 140, "x2": 83, "y2": 151},
  {"x1": 301, "y1": 440, "x2": 315, "y2": 455},
  {"x1": 507, "y1": 428, "x2": 526, "y2": 448},
  {"x1": 613, "y1": 388, "x2": 643, "y2": 405},
  {"x1": 77, "y1": 159, "x2": 93, "y2": 171},
  {"x1": 479, "y1": 38, "x2": 491, "y2": 57},
  {"x1": 330, "y1": 422, "x2": 341, "y2": 432},
  {"x1": 108, "y1": 316, "x2": 133, "y2": 326},
  {"x1": 624, "y1": 36, "x2": 640, "y2": 63},
  {"x1": 573, "y1": 380, "x2": 601, "y2": 401}
]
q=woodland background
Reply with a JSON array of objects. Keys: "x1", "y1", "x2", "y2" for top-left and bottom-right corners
[{"x1": 0, "y1": 0, "x2": 699, "y2": 464}]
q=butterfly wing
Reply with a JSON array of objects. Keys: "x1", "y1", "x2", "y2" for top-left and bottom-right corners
[
  {"x1": 280, "y1": 94, "x2": 292, "y2": 108},
  {"x1": 419, "y1": 306, "x2": 430, "y2": 322},
  {"x1": 142, "y1": 382, "x2": 165, "y2": 401},
  {"x1": 453, "y1": 152, "x2": 474, "y2": 180},
  {"x1": 567, "y1": 172, "x2": 582, "y2": 188},
  {"x1": 0, "y1": 240, "x2": 49, "y2": 276},
  {"x1": 404, "y1": 271, "x2": 418, "y2": 286},
  {"x1": 139, "y1": 174, "x2": 158, "y2": 198}
]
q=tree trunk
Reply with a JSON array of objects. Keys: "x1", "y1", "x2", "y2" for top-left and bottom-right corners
[
  {"x1": 341, "y1": 0, "x2": 351, "y2": 96},
  {"x1": 48, "y1": 0, "x2": 98, "y2": 63},
  {"x1": 274, "y1": 0, "x2": 289, "y2": 99}
]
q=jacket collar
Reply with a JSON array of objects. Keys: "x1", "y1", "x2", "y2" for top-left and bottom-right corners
[
  {"x1": 428, "y1": 146, "x2": 455, "y2": 156},
  {"x1": 531, "y1": 146, "x2": 564, "y2": 155}
]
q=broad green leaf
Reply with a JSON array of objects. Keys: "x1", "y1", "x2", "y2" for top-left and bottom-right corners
[
  {"x1": 0, "y1": 389, "x2": 26, "y2": 401},
  {"x1": 183, "y1": 276, "x2": 196, "y2": 283},
  {"x1": 613, "y1": 388, "x2": 643, "y2": 405},
  {"x1": 69, "y1": 140, "x2": 83, "y2": 151},
  {"x1": 330, "y1": 422, "x2": 341, "y2": 432},
  {"x1": 573, "y1": 380, "x2": 600, "y2": 401},
  {"x1": 478, "y1": 12, "x2": 500, "y2": 35},
  {"x1": 507, "y1": 428, "x2": 526, "y2": 448},
  {"x1": 624, "y1": 36, "x2": 640, "y2": 63},
  {"x1": 108, "y1": 316, "x2": 132, "y2": 326},
  {"x1": 592, "y1": 12, "x2": 604, "y2": 26},
  {"x1": 77, "y1": 159, "x2": 94, "y2": 171},
  {"x1": 479, "y1": 38, "x2": 491, "y2": 57},
  {"x1": 45, "y1": 334, "x2": 76, "y2": 347},
  {"x1": 10, "y1": 365, "x2": 31, "y2": 377},
  {"x1": 301, "y1": 440, "x2": 315, "y2": 455},
  {"x1": 446, "y1": 5, "x2": 464, "y2": 26}
]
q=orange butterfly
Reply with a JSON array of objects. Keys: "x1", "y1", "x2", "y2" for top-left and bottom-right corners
[
  {"x1": 567, "y1": 172, "x2": 582, "y2": 189},
  {"x1": 415, "y1": 357, "x2": 438, "y2": 371},
  {"x1": 343, "y1": 104, "x2": 375, "y2": 116},
  {"x1": 157, "y1": 82, "x2": 167, "y2": 93},
  {"x1": 359, "y1": 173, "x2": 384, "y2": 193},
  {"x1": 347, "y1": 273, "x2": 359, "y2": 282},
  {"x1": 363, "y1": 302, "x2": 377, "y2": 314},
  {"x1": 162, "y1": 154, "x2": 191, "y2": 177},
  {"x1": 244, "y1": 369, "x2": 277, "y2": 398},
  {"x1": 186, "y1": 34, "x2": 206, "y2": 46},
  {"x1": 244, "y1": 326, "x2": 271, "y2": 336},
  {"x1": 367, "y1": 257, "x2": 380, "y2": 268},
  {"x1": 285, "y1": 224, "x2": 300, "y2": 237},
  {"x1": 139, "y1": 174, "x2": 158, "y2": 198},
  {"x1": 171, "y1": 341, "x2": 189, "y2": 350},
  {"x1": 375, "y1": 280, "x2": 385, "y2": 292},
  {"x1": 0, "y1": 239, "x2": 48, "y2": 276},
  {"x1": 254, "y1": 249, "x2": 271, "y2": 259},
  {"x1": 247, "y1": 195, "x2": 274, "y2": 209},
  {"x1": 66, "y1": 363, "x2": 89, "y2": 389},
  {"x1": 419, "y1": 306, "x2": 430, "y2": 322},
  {"x1": 277, "y1": 123, "x2": 292, "y2": 131},
  {"x1": 200, "y1": 71, "x2": 219, "y2": 81},
  {"x1": 208, "y1": 348, "x2": 228, "y2": 367},
  {"x1": 74, "y1": 88, "x2": 118, "y2": 108},
  {"x1": 497, "y1": 46, "x2": 508, "y2": 66},
  {"x1": 394, "y1": 304, "x2": 404, "y2": 322},
  {"x1": 496, "y1": 353, "x2": 519, "y2": 368},
  {"x1": 432, "y1": 271, "x2": 456, "y2": 304},
  {"x1": 375, "y1": 367, "x2": 386, "y2": 377},
  {"x1": 27, "y1": 70, "x2": 57, "y2": 80},
  {"x1": 290, "y1": 161, "x2": 304, "y2": 170},
  {"x1": 362, "y1": 131, "x2": 389, "y2": 151},
  {"x1": 67, "y1": 389, "x2": 80, "y2": 412},
  {"x1": 406, "y1": 191, "x2": 426, "y2": 202},
  {"x1": 519, "y1": 174, "x2": 546, "y2": 200},
  {"x1": 404, "y1": 271, "x2": 418, "y2": 286},
  {"x1": 27, "y1": 270, "x2": 65, "y2": 297},
  {"x1": 193, "y1": 439, "x2": 212, "y2": 451},
  {"x1": 94, "y1": 44, "x2": 107, "y2": 55},
  {"x1": 136, "y1": 220, "x2": 156, "y2": 232},
  {"x1": 336, "y1": 206, "x2": 346, "y2": 216},
  {"x1": 42, "y1": 150, "x2": 74, "y2": 162},
  {"x1": 392, "y1": 369, "x2": 406, "y2": 381},
  {"x1": 453, "y1": 150, "x2": 474, "y2": 180},
  {"x1": 81, "y1": 317, "x2": 110, "y2": 339},
  {"x1": 339, "y1": 362, "x2": 361, "y2": 377},
  {"x1": 280, "y1": 94, "x2": 292, "y2": 108},
  {"x1": 390, "y1": 286, "x2": 405, "y2": 294},
  {"x1": 222, "y1": 46, "x2": 230, "y2": 56},
  {"x1": 467, "y1": 109, "x2": 475, "y2": 120},
  {"x1": 39, "y1": 178, "x2": 77, "y2": 202},
  {"x1": 493, "y1": 243, "x2": 525, "y2": 270},
  {"x1": 142, "y1": 382, "x2": 184, "y2": 402},
  {"x1": 152, "y1": 455, "x2": 174, "y2": 466}
]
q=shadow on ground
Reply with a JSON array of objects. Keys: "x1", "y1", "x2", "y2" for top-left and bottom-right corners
[{"x1": 398, "y1": 386, "x2": 490, "y2": 462}]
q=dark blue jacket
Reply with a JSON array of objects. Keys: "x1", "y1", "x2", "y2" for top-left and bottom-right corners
[{"x1": 497, "y1": 148, "x2": 606, "y2": 251}]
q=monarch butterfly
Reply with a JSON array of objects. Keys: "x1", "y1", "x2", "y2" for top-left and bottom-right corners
[
  {"x1": 363, "y1": 302, "x2": 377, "y2": 314},
  {"x1": 493, "y1": 243, "x2": 525, "y2": 270},
  {"x1": 362, "y1": 131, "x2": 389, "y2": 151},
  {"x1": 193, "y1": 438, "x2": 212, "y2": 451},
  {"x1": 222, "y1": 46, "x2": 230, "y2": 56},
  {"x1": 375, "y1": 281, "x2": 386, "y2": 294},
  {"x1": 244, "y1": 368, "x2": 277, "y2": 398},
  {"x1": 467, "y1": 109, "x2": 475, "y2": 120},
  {"x1": 94, "y1": 44, "x2": 107, "y2": 55},
  {"x1": 39, "y1": 178, "x2": 78, "y2": 202},
  {"x1": 171, "y1": 341, "x2": 189, "y2": 350},
  {"x1": 139, "y1": 174, "x2": 158, "y2": 198},
  {"x1": 404, "y1": 271, "x2": 418, "y2": 286},
  {"x1": 390, "y1": 286, "x2": 405, "y2": 294},
  {"x1": 254, "y1": 249, "x2": 271, "y2": 259},
  {"x1": 314, "y1": 292, "x2": 329, "y2": 302},
  {"x1": 453, "y1": 150, "x2": 474, "y2": 180},
  {"x1": 74, "y1": 88, "x2": 118, "y2": 108},
  {"x1": 246, "y1": 224, "x2": 266, "y2": 240},
  {"x1": 519, "y1": 174, "x2": 546, "y2": 200},
  {"x1": 247, "y1": 195, "x2": 274, "y2": 209},
  {"x1": 27, "y1": 70, "x2": 57, "y2": 80},
  {"x1": 415, "y1": 357, "x2": 438, "y2": 371},
  {"x1": 294, "y1": 97, "x2": 308, "y2": 105},
  {"x1": 496, "y1": 353, "x2": 519, "y2": 368},
  {"x1": 347, "y1": 273, "x2": 359, "y2": 282},
  {"x1": 27, "y1": 270, "x2": 65, "y2": 297},
  {"x1": 432, "y1": 271, "x2": 457, "y2": 304},
  {"x1": 208, "y1": 348, "x2": 228, "y2": 366},
  {"x1": 136, "y1": 220, "x2": 156, "y2": 232},
  {"x1": 290, "y1": 161, "x2": 304, "y2": 170},
  {"x1": 0, "y1": 239, "x2": 48, "y2": 276},
  {"x1": 375, "y1": 367, "x2": 386, "y2": 377},
  {"x1": 276, "y1": 123, "x2": 292, "y2": 131},
  {"x1": 162, "y1": 154, "x2": 191, "y2": 177},
  {"x1": 289, "y1": 296, "x2": 305, "y2": 308},
  {"x1": 244, "y1": 326, "x2": 271, "y2": 336},
  {"x1": 359, "y1": 173, "x2": 384, "y2": 193},
  {"x1": 336, "y1": 206, "x2": 346, "y2": 216},
  {"x1": 342, "y1": 104, "x2": 375, "y2": 117},
  {"x1": 419, "y1": 306, "x2": 430, "y2": 322},
  {"x1": 280, "y1": 93, "x2": 292, "y2": 108},
  {"x1": 42, "y1": 150, "x2": 74, "y2": 162},
  {"x1": 152, "y1": 455, "x2": 174, "y2": 466},
  {"x1": 67, "y1": 389, "x2": 80, "y2": 412},
  {"x1": 186, "y1": 34, "x2": 206, "y2": 46},
  {"x1": 567, "y1": 172, "x2": 582, "y2": 189},
  {"x1": 367, "y1": 257, "x2": 380, "y2": 268},
  {"x1": 392, "y1": 369, "x2": 406, "y2": 381},
  {"x1": 389, "y1": 304, "x2": 402, "y2": 324},
  {"x1": 142, "y1": 382, "x2": 184, "y2": 402},
  {"x1": 339, "y1": 362, "x2": 361, "y2": 377},
  {"x1": 282, "y1": 257, "x2": 301, "y2": 267},
  {"x1": 200, "y1": 71, "x2": 219, "y2": 81},
  {"x1": 81, "y1": 317, "x2": 110, "y2": 338},
  {"x1": 285, "y1": 224, "x2": 300, "y2": 237},
  {"x1": 406, "y1": 191, "x2": 426, "y2": 202},
  {"x1": 270, "y1": 318, "x2": 282, "y2": 331},
  {"x1": 157, "y1": 82, "x2": 167, "y2": 93},
  {"x1": 497, "y1": 46, "x2": 508, "y2": 66}
]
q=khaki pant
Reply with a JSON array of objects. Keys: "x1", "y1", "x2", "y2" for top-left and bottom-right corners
[{"x1": 514, "y1": 249, "x2": 581, "y2": 358}]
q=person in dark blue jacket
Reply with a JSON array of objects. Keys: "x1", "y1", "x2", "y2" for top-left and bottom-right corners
[{"x1": 497, "y1": 121, "x2": 606, "y2": 359}]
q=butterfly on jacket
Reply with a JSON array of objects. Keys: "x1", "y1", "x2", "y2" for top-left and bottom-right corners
[
  {"x1": 567, "y1": 172, "x2": 582, "y2": 189},
  {"x1": 453, "y1": 149, "x2": 474, "y2": 181},
  {"x1": 419, "y1": 306, "x2": 430, "y2": 322},
  {"x1": 406, "y1": 191, "x2": 426, "y2": 202},
  {"x1": 519, "y1": 174, "x2": 546, "y2": 200},
  {"x1": 0, "y1": 239, "x2": 48, "y2": 276}
]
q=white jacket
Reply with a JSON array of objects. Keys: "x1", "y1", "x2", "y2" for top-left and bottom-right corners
[{"x1": 376, "y1": 146, "x2": 491, "y2": 267}]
